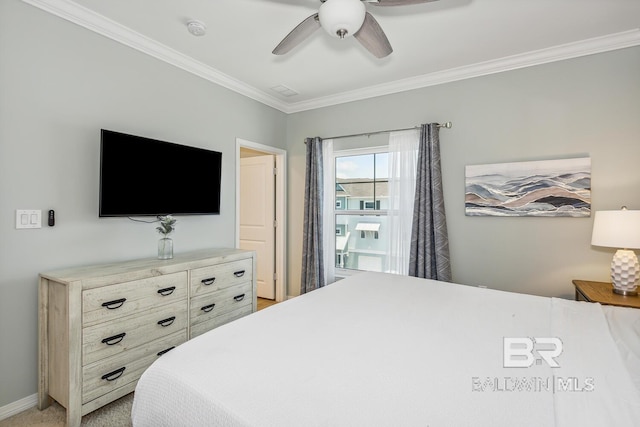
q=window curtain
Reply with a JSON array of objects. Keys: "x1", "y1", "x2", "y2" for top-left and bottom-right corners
[
  {"x1": 301, "y1": 137, "x2": 325, "y2": 294},
  {"x1": 409, "y1": 124, "x2": 452, "y2": 281},
  {"x1": 387, "y1": 129, "x2": 420, "y2": 275},
  {"x1": 322, "y1": 140, "x2": 335, "y2": 285}
]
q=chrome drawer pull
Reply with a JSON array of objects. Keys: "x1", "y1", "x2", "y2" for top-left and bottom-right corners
[
  {"x1": 101, "y1": 332, "x2": 126, "y2": 346},
  {"x1": 101, "y1": 367, "x2": 126, "y2": 382},
  {"x1": 233, "y1": 270, "x2": 245, "y2": 278},
  {"x1": 157, "y1": 316, "x2": 176, "y2": 327},
  {"x1": 233, "y1": 294, "x2": 245, "y2": 302},
  {"x1": 157, "y1": 286, "x2": 176, "y2": 296},
  {"x1": 201, "y1": 277, "x2": 216, "y2": 286},
  {"x1": 157, "y1": 346, "x2": 175, "y2": 357},
  {"x1": 101, "y1": 298, "x2": 126, "y2": 310},
  {"x1": 201, "y1": 303, "x2": 216, "y2": 313}
]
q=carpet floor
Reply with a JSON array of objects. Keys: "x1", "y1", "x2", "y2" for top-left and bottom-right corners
[{"x1": 0, "y1": 393, "x2": 133, "y2": 427}]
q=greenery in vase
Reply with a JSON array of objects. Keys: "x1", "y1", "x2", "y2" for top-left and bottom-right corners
[{"x1": 156, "y1": 215, "x2": 176, "y2": 237}]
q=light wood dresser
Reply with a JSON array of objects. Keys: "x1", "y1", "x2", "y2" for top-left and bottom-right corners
[{"x1": 38, "y1": 248, "x2": 256, "y2": 427}]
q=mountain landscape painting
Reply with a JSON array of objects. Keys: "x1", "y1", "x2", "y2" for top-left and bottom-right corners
[{"x1": 465, "y1": 157, "x2": 591, "y2": 217}]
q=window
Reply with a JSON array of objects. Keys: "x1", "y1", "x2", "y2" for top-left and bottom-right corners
[{"x1": 333, "y1": 148, "x2": 388, "y2": 274}]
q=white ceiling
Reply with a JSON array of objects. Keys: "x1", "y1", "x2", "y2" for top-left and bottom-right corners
[{"x1": 23, "y1": 0, "x2": 640, "y2": 113}]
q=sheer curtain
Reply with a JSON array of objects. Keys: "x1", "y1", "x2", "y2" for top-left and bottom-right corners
[
  {"x1": 322, "y1": 139, "x2": 335, "y2": 285},
  {"x1": 387, "y1": 129, "x2": 420, "y2": 275}
]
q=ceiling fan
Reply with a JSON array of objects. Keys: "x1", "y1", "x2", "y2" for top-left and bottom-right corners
[{"x1": 272, "y1": 0, "x2": 439, "y2": 58}]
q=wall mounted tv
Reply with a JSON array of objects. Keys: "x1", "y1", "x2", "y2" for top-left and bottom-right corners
[{"x1": 99, "y1": 129, "x2": 222, "y2": 217}]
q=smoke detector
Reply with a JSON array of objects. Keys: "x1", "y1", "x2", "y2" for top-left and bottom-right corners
[{"x1": 186, "y1": 20, "x2": 207, "y2": 37}]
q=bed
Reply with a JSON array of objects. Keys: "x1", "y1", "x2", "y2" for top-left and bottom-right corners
[{"x1": 132, "y1": 272, "x2": 640, "y2": 426}]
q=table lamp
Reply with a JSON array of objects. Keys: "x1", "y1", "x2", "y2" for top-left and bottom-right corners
[{"x1": 591, "y1": 207, "x2": 640, "y2": 296}]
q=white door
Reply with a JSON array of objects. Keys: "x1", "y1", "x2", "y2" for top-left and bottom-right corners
[{"x1": 240, "y1": 155, "x2": 276, "y2": 299}]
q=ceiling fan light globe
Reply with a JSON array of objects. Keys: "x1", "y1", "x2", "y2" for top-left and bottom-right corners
[{"x1": 319, "y1": 0, "x2": 366, "y2": 39}]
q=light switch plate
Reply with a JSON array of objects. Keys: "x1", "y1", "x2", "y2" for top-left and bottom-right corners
[{"x1": 16, "y1": 209, "x2": 41, "y2": 229}]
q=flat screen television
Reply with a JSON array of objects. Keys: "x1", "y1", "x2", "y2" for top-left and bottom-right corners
[{"x1": 99, "y1": 129, "x2": 222, "y2": 217}]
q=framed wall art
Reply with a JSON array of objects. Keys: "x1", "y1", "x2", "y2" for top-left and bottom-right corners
[{"x1": 465, "y1": 157, "x2": 591, "y2": 217}]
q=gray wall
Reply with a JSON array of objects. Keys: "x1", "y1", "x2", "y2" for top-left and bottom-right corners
[
  {"x1": 0, "y1": 1, "x2": 286, "y2": 407},
  {"x1": 286, "y1": 46, "x2": 640, "y2": 299}
]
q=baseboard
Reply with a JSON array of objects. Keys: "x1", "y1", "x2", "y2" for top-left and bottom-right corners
[{"x1": 0, "y1": 393, "x2": 37, "y2": 421}]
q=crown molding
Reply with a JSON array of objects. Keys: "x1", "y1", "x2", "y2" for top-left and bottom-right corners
[
  {"x1": 20, "y1": 0, "x2": 289, "y2": 112},
  {"x1": 285, "y1": 29, "x2": 640, "y2": 113},
  {"x1": 20, "y1": 1, "x2": 640, "y2": 115}
]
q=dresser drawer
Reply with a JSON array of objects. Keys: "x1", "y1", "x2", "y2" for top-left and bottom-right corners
[
  {"x1": 190, "y1": 258, "x2": 252, "y2": 298},
  {"x1": 83, "y1": 300, "x2": 187, "y2": 365},
  {"x1": 190, "y1": 282, "x2": 252, "y2": 326},
  {"x1": 190, "y1": 305, "x2": 253, "y2": 338},
  {"x1": 82, "y1": 330, "x2": 186, "y2": 404},
  {"x1": 83, "y1": 272, "x2": 187, "y2": 326}
]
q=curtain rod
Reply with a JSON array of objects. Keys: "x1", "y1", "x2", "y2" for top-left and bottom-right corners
[{"x1": 314, "y1": 122, "x2": 452, "y2": 142}]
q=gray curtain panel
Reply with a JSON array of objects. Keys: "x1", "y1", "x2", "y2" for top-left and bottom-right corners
[
  {"x1": 409, "y1": 124, "x2": 452, "y2": 281},
  {"x1": 301, "y1": 137, "x2": 325, "y2": 294}
]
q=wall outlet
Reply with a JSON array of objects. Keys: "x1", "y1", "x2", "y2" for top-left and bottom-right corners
[{"x1": 16, "y1": 209, "x2": 41, "y2": 229}]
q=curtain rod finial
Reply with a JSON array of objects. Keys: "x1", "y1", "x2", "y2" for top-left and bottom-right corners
[{"x1": 438, "y1": 122, "x2": 452, "y2": 129}]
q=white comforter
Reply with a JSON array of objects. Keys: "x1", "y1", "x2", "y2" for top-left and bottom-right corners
[{"x1": 132, "y1": 272, "x2": 640, "y2": 426}]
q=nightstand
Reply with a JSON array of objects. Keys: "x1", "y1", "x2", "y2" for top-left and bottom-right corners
[{"x1": 572, "y1": 280, "x2": 640, "y2": 309}]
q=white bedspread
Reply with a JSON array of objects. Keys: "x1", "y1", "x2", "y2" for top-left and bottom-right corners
[{"x1": 132, "y1": 272, "x2": 640, "y2": 426}]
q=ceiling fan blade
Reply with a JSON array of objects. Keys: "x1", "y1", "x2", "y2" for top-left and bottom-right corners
[
  {"x1": 370, "y1": 0, "x2": 439, "y2": 6},
  {"x1": 272, "y1": 13, "x2": 321, "y2": 55},
  {"x1": 354, "y1": 12, "x2": 393, "y2": 58}
]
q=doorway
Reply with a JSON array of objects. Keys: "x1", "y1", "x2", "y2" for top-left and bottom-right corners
[{"x1": 236, "y1": 138, "x2": 287, "y2": 302}]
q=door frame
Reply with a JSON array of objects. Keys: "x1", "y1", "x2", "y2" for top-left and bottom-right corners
[{"x1": 236, "y1": 138, "x2": 287, "y2": 302}]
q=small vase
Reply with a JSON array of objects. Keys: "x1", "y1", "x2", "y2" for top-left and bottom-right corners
[{"x1": 158, "y1": 237, "x2": 173, "y2": 260}]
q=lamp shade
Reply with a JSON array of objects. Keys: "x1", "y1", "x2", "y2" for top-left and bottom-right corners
[
  {"x1": 319, "y1": 0, "x2": 366, "y2": 39},
  {"x1": 591, "y1": 209, "x2": 640, "y2": 249}
]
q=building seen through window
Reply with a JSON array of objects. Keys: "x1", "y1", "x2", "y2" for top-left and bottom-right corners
[{"x1": 334, "y1": 151, "x2": 388, "y2": 272}]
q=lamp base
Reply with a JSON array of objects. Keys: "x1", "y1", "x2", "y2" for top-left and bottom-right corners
[
  {"x1": 612, "y1": 288, "x2": 638, "y2": 297},
  {"x1": 611, "y1": 249, "x2": 639, "y2": 297}
]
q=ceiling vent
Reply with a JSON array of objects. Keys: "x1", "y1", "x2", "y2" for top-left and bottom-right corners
[{"x1": 270, "y1": 85, "x2": 299, "y2": 97}]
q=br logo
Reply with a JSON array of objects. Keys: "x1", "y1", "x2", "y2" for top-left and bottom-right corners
[{"x1": 503, "y1": 337, "x2": 563, "y2": 368}]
